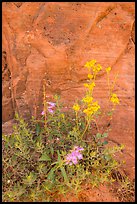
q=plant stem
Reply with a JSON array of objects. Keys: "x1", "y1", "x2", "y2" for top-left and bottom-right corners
[
  {"x1": 111, "y1": 72, "x2": 119, "y2": 93},
  {"x1": 76, "y1": 112, "x2": 79, "y2": 132},
  {"x1": 43, "y1": 83, "x2": 47, "y2": 128},
  {"x1": 107, "y1": 72, "x2": 111, "y2": 97},
  {"x1": 92, "y1": 118, "x2": 99, "y2": 132},
  {"x1": 80, "y1": 119, "x2": 89, "y2": 140}
]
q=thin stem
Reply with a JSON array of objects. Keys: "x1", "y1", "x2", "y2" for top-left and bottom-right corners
[
  {"x1": 92, "y1": 118, "x2": 100, "y2": 132},
  {"x1": 110, "y1": 72, "x2": 119, "y2": 93},
  {"x1": 107, "y1": 72, "x2": 111, "y2": 97},
  {"x1": 76, "y1": 112, "x2": 79, "y2": 131},
  {"x1": 43, "y1": 83, "x2": 47, "y2": 128},
  {"x1": 80, "y1": 119, "x2": 89, "y2": 140}
]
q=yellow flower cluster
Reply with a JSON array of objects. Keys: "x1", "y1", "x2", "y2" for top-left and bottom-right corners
[
  {"x1": 87, "y1": 74, "x2": 93, "y2": 79},
  {"x1": 84, "y1": 82, "x2": 95, "y2": 91},
  {"x1": 72, "y1": 103, "x2": 80, "y2": 112},
  {"x1": 106, "y1": 67, "x2": 111, "y2": 73},
  {"x1": 84, "y1": 60, "x2": 97, "y2": 68},
  {"x1": 83, "y1": 101, "x2": 100, "y2": 116},
  {"x1": 83, "y1": 61, "x2": 100, "y2": 117},
  {"x1": 92, "y1": 64, "x2": 102, "y2": 73},
  {"x1": 110, "y1": 93, "x2": 119, "y2": 104},
  {"x1": 84, "y1": 60, "x2": 102, "y2": 75},
  {"x1": 82, "y1": 96, "x2": 93, "y2": 104}
]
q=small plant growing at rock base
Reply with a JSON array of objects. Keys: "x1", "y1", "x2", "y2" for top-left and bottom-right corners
[{"x1": 2, "y1": 60, "x2": 133, "y2": 202}]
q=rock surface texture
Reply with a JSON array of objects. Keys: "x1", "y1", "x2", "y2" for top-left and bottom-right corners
[{"x1": 2, "y1": 2, "x2": 135, "y2": 179}]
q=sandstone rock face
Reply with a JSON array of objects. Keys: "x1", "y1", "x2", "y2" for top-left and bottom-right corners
[{"x1": 2, "y1": 2, "x2": 135, "y2": 179}]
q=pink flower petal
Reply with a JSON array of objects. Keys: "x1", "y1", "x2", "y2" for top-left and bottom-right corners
[
  {"x1": 48, "y1": 108, "x2": 54, "y2": 113},
  {"x1": 41, "y1": 111, "x2": 45, "y2": 115},
  {"x1": 47, "y1": 102, "x2": 56, "y2": 107}
]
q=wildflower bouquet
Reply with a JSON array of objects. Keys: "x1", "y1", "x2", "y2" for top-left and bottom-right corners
[{"x1": 2, "y1": 60, "x2": 125, "y2": 202}]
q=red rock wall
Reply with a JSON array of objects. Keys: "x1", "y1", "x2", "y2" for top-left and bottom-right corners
[{"x1": 2, "y1": 2, "x2": 135, "y2": 178}]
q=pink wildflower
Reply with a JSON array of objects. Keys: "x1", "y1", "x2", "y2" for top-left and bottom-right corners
[
  {"x1": 65, "y1": 146, "x2": 84, "y2": 165},
  {"x1": 47, "y1": 102, "x2": 56, "y2": 107},
  {"x1": 48, "y1": 108, "x2": 54, "y2": 114},
  {"x1": 41, "y1": 111, "x2": 45, "y2": 115}
]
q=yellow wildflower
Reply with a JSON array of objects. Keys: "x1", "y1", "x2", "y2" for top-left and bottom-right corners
[
  {"x1": 88, "y1": 74, "x2": 93, "y2": 79},
  {"x1": 96, "y1": 64, "x2": 102, "y2": 72},
  {"x1": 84, "y1": 83, "x2": 89, "y2": 88},
  {"x1": 89, "y1": 60, "x2": 97, "y2": 67},
  {"x1": 72, "y1": 103, "x2": 80, "y2": 112},
  {"x1": 82, "y1": 96, "x2": 93, "y2": 104},
  {"x1": 60, "y1": 113, "x2": 65, "y2": 119},
  {"x1": 85, "y1": 61, "x2": 91, "y2": 69},
  {"x1": 83, "y1": 107, "x2": 94, "y2": 116},
  {"x1": 110, "y1": 93, "x2": 119, "y2": 104},
  {"x1": 84, "y1": 60, "x2": 97, "y2": 68},
  {"x1": 106, "y1": 67, "x2": 111, "y2": 73},
  {"x1": 83, "y1": 101, "x2": 100, "y2": 116},
  {"x1": 92, "y1": 64, "x2": 102, "y2": 73},
  {"x1": 91, "y1": 101, "x2": 100, "y2": 112},
  {"x1": 84, "y1": 82, "x2": 95, "y2": 91}
]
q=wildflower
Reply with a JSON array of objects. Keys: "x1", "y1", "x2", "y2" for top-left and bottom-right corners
[
  {"x1": 47, "y1": 102, "x2": 56, "y2": 107},
  {"x1": 65, "y1": 146, "x2": 84, "y2": 165},
  {"x1": 47, "y1": 101, "x2": 56, "y2": 113},
  {"x1": 42, "y1": 102, "x2": 56, "y2": 115},
  {"x1": 41, "y1": 111, "x2": 45, "y2": 115},
  {"x1": 74, "y1": 146, "x2": 84, "y2": 151},
  {"x1": 84, "y1": 60, "x2": 97, "y2": 68},
  {"x1": 92, "y1": 64, "x2": 102, "y2": 73},
  {"x1": 96, "y1": 64, "x2": 102, "y2": 72},
  {"x1": 82, "y1": 96, "x2": 93, "y2": 104},
  {"x1": 66, "y1": 153, "x2": 78, "y2": 165},
  {"x1": 84, "y1": 83, "x2": 89, "y2": 88},
  {"x1": 83, "y1": 101, "x2": 100, "y2": 116},
  {"x1": 110, "y1": 93, "x2": 119, "y2": 104},
  {"x1": 60, "y1": 113, "x2": 65, "y2": 119},
  {"x1": 106, "y1": 66, "x2": 111, "y2": 73},
  {"x1": 88, "y1": 74, "x2": 93, "y2": 79},
  {"x1": 72, "y1": 103, "x2": 80, "y2": 112},
  {"x1": 54, "y1": 94, "x2": 60, "y2": 100},
  {"x1": 91, "y1": 101, "x2": 100, "y2": 111},
  {"x1": 83, "y1": 107, "x2": 93, "y2": 116},
  {"x1": 84, "y1": 82, "x2": 95, "y2": 91},
  {"x1": 48, "y1": 108, "x2": 54, "y2": 114}
]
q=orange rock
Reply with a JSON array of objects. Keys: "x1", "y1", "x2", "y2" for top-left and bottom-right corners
[{"x1": 2, "y1": 2, "x2": 135, "y2": 180}]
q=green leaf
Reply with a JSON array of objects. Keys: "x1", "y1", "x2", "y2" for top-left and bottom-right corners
[
  {"x1": 47, "y1": 168, "x2": 55, "y2": 181},
  {"x1": 23, "y1": 172, "x2": 37, "y2": 186},
  {"x1": 104, "y1": 154, "x2": 111, "y2": 161},
  {"x1": 50, "y1": 147, "x2": 54, "y2": 156},
  {"x1": 96, "y1": 133, "x2": 102, "y2": 139},
  {"x1": 42, "y1": 180, "x2": 53, "y2": 191},
  {"x1": 97, "y1": 141, "x2": 102, "y2": 146},
  {"x1": 120, "y1": 144, "x2": 125, "y2": 150},
  {"x1": 102, "y1": 132, "x2": 108, "y2": 138},
  {"x1": 39, "y1": 152, "x2": 51, "y2": 161},
  {"x1": 36, "y1": 123, "x2": 41, "y2": 136},
  {"x1": 96, "y1": 132, "x2": 108, "y2": 139},
  {"x1": 60, "y1": 166, "x2": 69, "y2": 183},
  {"x1": 57, "y1": 150, "x2": 69, "y2": 183},
  {"x1": 103, "y1": 140, "x2": 108, "y2": 145},
  {"x1": 57, "y1": 150, "x2": 61, "y2": 162}
]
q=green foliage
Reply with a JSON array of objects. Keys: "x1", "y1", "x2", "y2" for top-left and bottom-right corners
[
  {"x1": 2, "y1": 60, "x2": 133, "y2": 202},
  {"x1": 2, "y1": 110, "x2": 125, "y2": 202}
]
